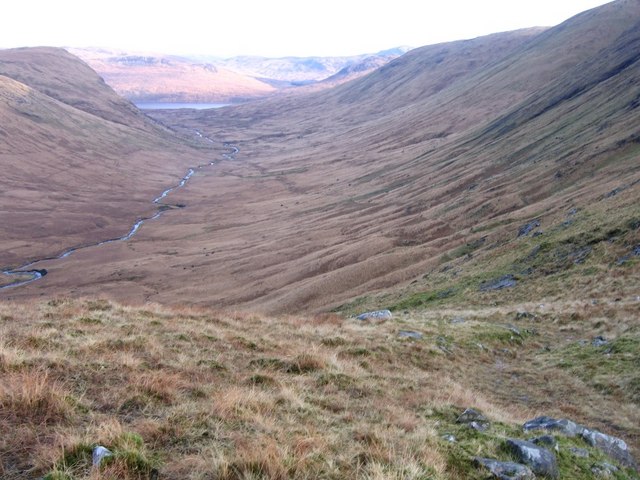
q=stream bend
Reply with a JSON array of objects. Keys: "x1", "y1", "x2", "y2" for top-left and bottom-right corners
[{"x1": 1, "y1": 134, "x2": 237, "y2": 290}]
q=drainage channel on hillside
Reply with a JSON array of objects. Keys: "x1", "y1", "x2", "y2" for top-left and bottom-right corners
[{"x1": 0, "y1": 134, "x2": 238, "y2": 290}]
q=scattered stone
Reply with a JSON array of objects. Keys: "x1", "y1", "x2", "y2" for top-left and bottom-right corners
[
  {"x1": 591, "y1": 462, "x2": 619, "y2": 478},
  {"x1": 591, "y1": 336, "x2": 609, "y2": 347},
  {"x1": 503, "y1": 323, "x2": 522, "y2": 336},
  {"x1": 605, "y1": 187, "x2": 624, "y2": 198},
  {"x1": 569, "y1": 447, "x2": 590, "y2": 458},
  {"x1": 437, "y1": 288, "x2": 455, "y2": 298},
  {"x1": 457, "y1": 408, "x2": 487, "y2": 424},
  {"x1": 480, "y1": 274, "x2": 517, "y2": 292},
  {"x1": 473, "y1": 457, "x2": 535, "y2": 480},
  {"x1": 570, "y1": 246, "x2": 592, "y2": 264},
  {"x1": 616, "y1": 255, "x2": 632, "y2": 266},
  {"x1": 457, "y1": 408, "x2": 490, "y2": 431},
  {"x1": 398, "y1": 330, "x2": 422, "y2": 339},
  {"x1": 506, "y1": 438, "x2": 559, "y2": 479},
  {"x1": 92, "y1": 445, "x2": 112, "y2": 467},
  {"x1": 581, "y1": 428, "x2": 638, "y2": 470},
  {"x1": 436, "y1": 336, "x2": 454, "y2": 355},
  {"x1": 530, "y1": 435, "x2": 557, "y2": 449},
  {"x1": 515, "y1": 311, "x2": 536, "y2": 321},
  {"x1": 568, "y1": 207, "x2": 579, "y2": 216},
  {"x1": 469, "y1": 421, "x2": 489, "y2": 432},
  {"x1": 356, "y1": 310, "x2": 392, "y2": 322},
  {"x1": 518, "y1": 220, "x2": 541, "y2": 237},
  {"x1": 450, "y1": 316, "x2": 465, "y2": 324},
  {"x1": 523, "y1": 416, "x2": 585, "y2": 437},
  {"x1": 525, "y1": 245, "x2": 541, "y2": 261},
  {"x1": 442, "y1": 434, "x2": 456, "y2": 443}
]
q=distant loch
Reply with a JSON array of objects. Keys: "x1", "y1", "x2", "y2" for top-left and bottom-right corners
[{"x1": 136, "y1": 102, "x2": 232, "y2": 110}]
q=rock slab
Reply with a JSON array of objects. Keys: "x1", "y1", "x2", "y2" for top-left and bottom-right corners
[
  {"x1": 506, "y1": 438, "x2": 559, "y2": 479},
  {"x1": 473, "y1": 457, "x2": 535, "y2": 480}
]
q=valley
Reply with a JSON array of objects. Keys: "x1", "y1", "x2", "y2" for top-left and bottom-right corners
[{"x1": 0, "y1": 1, "x2": 639, "y2": 479}]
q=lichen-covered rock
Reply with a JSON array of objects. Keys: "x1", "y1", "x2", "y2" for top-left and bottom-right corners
[
  {"x1": 356, "y1": 310, "x2": 392, "y2": 321},
  {"x1": 506, "y1": 438, "x2": 559, "y2": 479},
  {"x1": 473, "y1": 457, "x2": 535, "y2": 480},
  {"x1": 581, "y1": 428, "x2": 638, "y2": 470},
  {"x1": 523, "y1": 416, "x2": 585, "y2": 437}
]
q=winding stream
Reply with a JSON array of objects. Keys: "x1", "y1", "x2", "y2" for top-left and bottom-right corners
[{"x1": 1, "y1": 133, "x2": 238, "y2": 290}]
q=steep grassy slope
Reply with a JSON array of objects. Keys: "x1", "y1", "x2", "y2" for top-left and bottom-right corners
[
  {"x1": 1, "y1": 298, "x2": 638, "y2": 479},
  {"x1": 0, "y1": 48, "x2": 215, "y2": 272}
]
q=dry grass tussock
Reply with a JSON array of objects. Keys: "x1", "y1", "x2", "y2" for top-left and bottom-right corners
[{"x1": 0, "y1": 297, "x2": 638, "y2": 479}]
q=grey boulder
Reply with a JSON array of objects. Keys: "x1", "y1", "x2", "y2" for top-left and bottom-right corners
[
  {"x1": 473, "y1": 457, "x2": 535, "y2": 480},
  {"x1": 506, "y1": 438, "x2": 559, "y2": 479},
  {"x1": 582, "y1": 428, "x2": 638, "y2": 470}
]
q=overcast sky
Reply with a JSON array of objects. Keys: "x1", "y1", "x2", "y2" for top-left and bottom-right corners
[{"x1": 2, "y1": 0, "x2": 613, "y2": 58}]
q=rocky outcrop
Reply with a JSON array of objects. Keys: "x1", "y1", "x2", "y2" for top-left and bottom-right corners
[
  {"x1": 479, "y1": 274, "x2": 517, "y2": 291},
  {"x1": 356, "y1": 309, "x2": 392, "y2": 321},
  {"x1": 518, "y1": 220, "x2": 541, "y2": 237},
  {"x1": 523, "y1": 416, "x2": 585, "y2": 437},
  {"x1": 582, "y1": 428, "x2": 638, "y2": 470},
  {"x1": 523, "y1": 416, "x2": 638, "y2": 471}
]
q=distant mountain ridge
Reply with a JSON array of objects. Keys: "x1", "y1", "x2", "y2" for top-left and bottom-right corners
[{"x1": 69, "y1": 47, "x2": 411, "y2": 103}]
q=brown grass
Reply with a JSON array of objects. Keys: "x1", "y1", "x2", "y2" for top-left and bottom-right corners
[{"x1": 0, "y1": 297, "x2": 637, "y2": 478}]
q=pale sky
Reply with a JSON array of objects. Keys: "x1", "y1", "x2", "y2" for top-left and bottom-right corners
[{"x1": 2, "y1": 0, "x2": 613, "y2": 58}]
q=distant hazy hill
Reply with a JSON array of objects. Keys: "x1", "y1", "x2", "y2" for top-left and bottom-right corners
[
  {"x1": 208, "y1": 47, "x2": 411, "y2": 83},
  {"x1": 68, "y1": 48, "x2": 277, "y2": 103},
  {"x1": 70, "y1": 47, "x2": 409, "y2": 103}
]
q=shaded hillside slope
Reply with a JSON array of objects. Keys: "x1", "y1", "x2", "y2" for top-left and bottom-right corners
[
  {"x1": 0, "y1": 48, "x2": 156, "y2": 131},
  {"x1": 0, "y1": 48, "x2": 215, "y2": 272}
]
